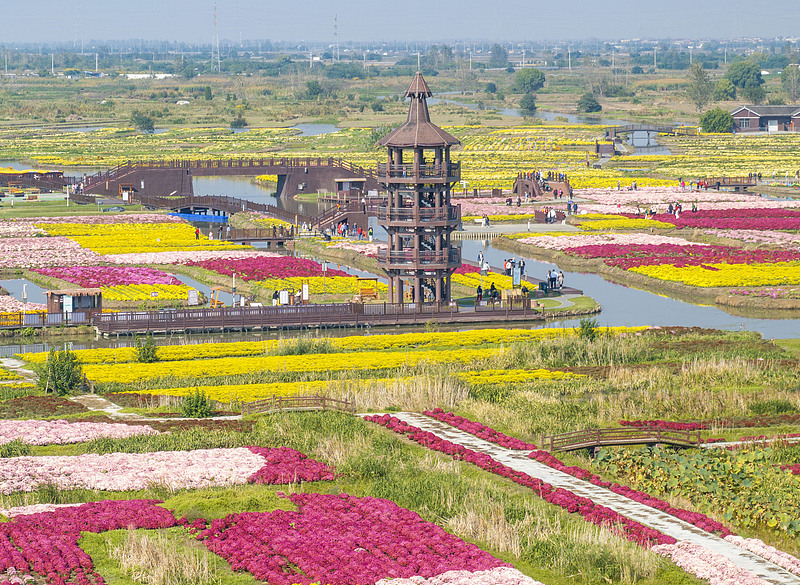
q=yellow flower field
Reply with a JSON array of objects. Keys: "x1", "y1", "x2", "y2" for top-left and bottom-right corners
[
  {"x1": 458, "y1": 368, "x2": 586, "y2": 385},
  {"x1": 102, "y1": 284, "x2": 195, "y2": 302},
  {"x1": 576, "y1": 217, "x2": 675, "y2": 231},
  {"x1": 629, "y1": 263, "x2": 800, "y2": 287},
  {"x1": 38, "y1": 223, "x2": 245, "y2": 255},
  {"x1": 81, "y1": 348, "x2": 499, "y2": 384},
  {"x1": 255, "y1": 277, "x2": 388, "y2": 295},
  {"x1": 21, "y1": 327, "x2": 648, "y2": 365}
]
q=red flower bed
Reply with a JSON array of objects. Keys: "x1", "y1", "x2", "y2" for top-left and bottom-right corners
[
  {"x1": 623, "y1": 208, "x2": 800, "y2": 230},
  {"x1": 423, "y1": 409, "x2": 537, "y2": 450},
  {"x1": 0, "y1": 500, "x2": 178, "y2": 585},
  {"x1": 365, "y1": 414, "x2": 674, "y2": 548},
  {"x1": 453, "y1": 264, "x2": 480, "y2": 275},
  {"x1": 246, "y1": 446, "x2": 335, "y2": 484},
  {"x1": 188, "y1": 492, "x2": 506, "y2": 585},
  {"x1": 526, "y1": 451, "x2": 732, "y2": 537},
  {"x1": 181, "y1": 256, "x2": 349, "y2": 280},
  {"x1": 780, "y1": 464, "x2": 800, "y2": 475}
]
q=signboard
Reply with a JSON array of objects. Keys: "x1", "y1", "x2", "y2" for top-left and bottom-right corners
[
  {"x1": 512, "y1": 266, "x2": 522, "y2": 287},
  {"x1": 321, "y1": 261, "x2": 328, "y2": 273},
  {"x1": 63, "y1": 295, "x2": 73, "y2": 314},
  {"x1": 302, "y1": 283, "x2": 309, "y2": 301},
  {"x1": 279, "y1": 290, "x2": 290, "y2": 305},
  {"x1": 151, "y1": 291, "x2": 159, "y2": 298},
  {"x1": 187, "y1": 289, "x2": 199, "y2": 306}
]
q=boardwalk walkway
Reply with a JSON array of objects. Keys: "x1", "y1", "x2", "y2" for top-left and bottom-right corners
[{"x1": 387, "y1": 412, "x2": 800, "y2": 585}]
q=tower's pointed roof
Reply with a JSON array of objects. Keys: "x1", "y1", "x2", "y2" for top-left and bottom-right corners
[{"x1": 377, "y1": 72, "x2": 460, "y2": 148}]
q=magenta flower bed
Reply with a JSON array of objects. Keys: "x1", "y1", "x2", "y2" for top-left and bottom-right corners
[
  {"x1": 32, "y1": 266, "x2": 182, "y2": 287},
  {"x1": 182, "y1": 256, "x2": 349, "y2": 280},
  {"x1": 620, "y1": 420, "x2": 708, "y2": 431},
  {"x1": 623, "y1": 208, "x2": 800, "y2": 230},
  {"x1": 246, "y1": 446, "x2": 335, "y2": 484},
  {"x1": 0, "y1": 499, "x2": 178, "y2": 585},
  {"x1": 527, "y1": 450, "x2": 732, "y2": 537},
  {"x1": 781, "y1": 464, "x2": 800, "y2": 475},
  {"x1": 365, "y1": 415, "x2": 674, "y2": 548},
  {"x1": 189, "y1": 492, "x2": 507, "y2": 585},
  {"x1": 566, "y1": 243, "x2": 800, "y2": 270},
  {"x1": 423, "y1": 409, "x2": 537, "y2": 450},
  {"x1": 453, "y1": 264, "x2": 481, "y2": 275}
]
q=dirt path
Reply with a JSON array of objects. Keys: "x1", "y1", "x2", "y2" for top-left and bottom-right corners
[{"x1": 390, "y1": 412, "x2": 800, "y2": 585}]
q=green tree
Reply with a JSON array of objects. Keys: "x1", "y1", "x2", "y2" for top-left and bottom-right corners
[
  {"x1": 519, "y1": 93, "x2": 537, "y2": 113},
  {"x1": 134, "y1": 334, "x2": 159, "y2": 363},
  {"x1": 488, "y1": 44, "x2": 508, "y2": 69},
  {"x1": 130, "y1": 110, "x2": 154, "y2": 133},
  {"x1": 305, "y1": 80, "x2": 324, "y2": 99},
  {"x1": 740, "y1": 85, "x2": 766, "y2": 104},
  {"x1": 484, "y1": 82, "x2": 497, "y2": 94},
  {"x1": 699, "y1": 107, "x2": 734, "y2": 133},
  {"x1": 203, "y1": 85, "x2": 213, "y2": 100},
  {"x1": 724, "y1": 61, "x2": 764, "y2": 91},
  {"x1": 577, "y1": 92, "x2": 602, "y2": 113},
  {"x1": 181, "y1": 389, "x2": 213, "y2": 418},
  {"x1": 782, "y1": 64, "x2": 800, "y2": 102},
  {"x1": 513, "y1": 68, "x2": 546, "y2": 93},
  {"x1": 38, "y1": 349, "x2": 84, "y2": 396},
  {"x1": 686, "y1": 63, "x2": 713, "y2": 111},
  {"x1": 713, "y1": 78, "x2": 736, "y2": 101}
]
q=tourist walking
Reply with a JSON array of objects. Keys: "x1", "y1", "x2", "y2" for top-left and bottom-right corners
[
  {"x1": 195, "y1": 227, "x2": 200, "y2": 240},
  {"x1": 476, "y1": 285, "x2": 482, "y2": 302},
  {"x1": 557, "y1": 271, "x2": 564, "y2": 289}
]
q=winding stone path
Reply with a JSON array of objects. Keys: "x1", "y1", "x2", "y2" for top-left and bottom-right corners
[
  {"x1": 70, "y1": 393, "x2": 242, "y2": 422},
  {"x1": 389, "y1": 412, "x2": 800, "y2": 585}
]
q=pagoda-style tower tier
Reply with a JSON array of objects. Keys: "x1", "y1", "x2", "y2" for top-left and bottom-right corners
[{"x1": 376, "y1": 73, "x2": 461, "y2": 304}]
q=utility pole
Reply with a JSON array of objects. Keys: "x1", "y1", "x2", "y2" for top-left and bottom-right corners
[
  {"x1": 212, "y1": 2, "x2": 221, "y2": 73},
  {"x1": 333, "y1": 14, "x2": 340, "y2": 62},
  {"x1": 654, "y1": 46, "x2": 657, "y2": 70},
  {"x1": 568, "y1": 46, "x2": 571, "y2": 72},
  {"x1": 95, "y1": 52, "x2": 98, "y2": 72},
  {"x1": 51, "y1": 54, "x2": 54, "y2": 75}
]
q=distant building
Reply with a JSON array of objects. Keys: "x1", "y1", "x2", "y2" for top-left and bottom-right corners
[{"x1": 731, "y1": 105, "x2": 800, "y2": 133}]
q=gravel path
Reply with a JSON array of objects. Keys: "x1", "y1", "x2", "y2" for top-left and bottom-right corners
[{"x1": 390, "y1": 412, "x2": 800, "y2": 585}]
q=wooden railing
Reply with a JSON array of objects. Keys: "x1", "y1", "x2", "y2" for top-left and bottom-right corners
[
  {"x1": 138, "y1": 194, "x2": 309, "y2": 224},
  {"x1": 540, "y1": 427, "x2": 702, "y2": 452},
  {"x1": 702, "y1": 177, "x2": 755, "y2": 187},
  {"x1": 241, "y1": 394, "x2": 355, "y2": 415}
]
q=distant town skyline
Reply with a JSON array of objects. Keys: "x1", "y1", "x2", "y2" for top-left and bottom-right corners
[{"x1": 3, "y1": 0, "x2": 800, "y2": 45}]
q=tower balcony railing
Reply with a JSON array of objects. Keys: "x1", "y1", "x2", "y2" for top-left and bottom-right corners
[
  {"x1": 377, "y1": 248, "x2": 461, "y2": 266},
  {"x1": 377, "y1": 162, "x2": 461, "y2": 181},
  {"x1": 376, "y1": 206, "x2": 460, "y2": 223}
]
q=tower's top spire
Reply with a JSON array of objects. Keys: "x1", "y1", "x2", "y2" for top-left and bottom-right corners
[{"x1": 377, "y1": 73, "x2": 460, "y2": 148}]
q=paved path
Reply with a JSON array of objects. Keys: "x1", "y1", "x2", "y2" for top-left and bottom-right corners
[
  {"x1": 69, "y1": 394, "x2": 242, "y2": 422},
  {"x1": 0, "y1": 358, "x2": 37, "y2": 382},
  {"x1": 389, "y1": 412, "x2": 800, "y2": 585}
]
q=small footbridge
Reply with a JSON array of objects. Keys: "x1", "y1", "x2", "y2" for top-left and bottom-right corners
[
  {"x1": 604, "y1": 124, "x2": 698, "y2": 140},
  {"x1": 540, "y1": 427, "x2": 702, "y2": 454}
]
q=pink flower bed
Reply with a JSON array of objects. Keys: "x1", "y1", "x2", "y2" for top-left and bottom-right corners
[
  {"x1": 517, "y1": 233, "x2": 704, "y2": 250},
  {"x1": 0, "y1": 222, "x2": 44, "y2": 238},
  {"x1": 578, "y1": 186, "x2": 800, "y2": 208},
  {"x1": 31, "y1": 266, "x2": 182, "y2": 288},
  {"x1": 375, "y1": 567, "x2": 544, "y2": 585},
  {"x1": 725, "y1": 535, "x2": 800, "y2": 576},
  {"x1": 423, "y1": 409, "x2": 537, "y2": 450},
  {"x1": 526, "y1": 450, "x2": 731, "y2": 537},
  {"x1": 365, "y1": 415, "x2": 674, "y2": 548},
  {"x1": 181, "y1": 256, "x2": 349, "y2": 280},
  {"x1": 327, "y1": 241, "x2": 387, "y2": 258},
  {"x1": 20, "y1": 214, "x2": 183, "y2": 225},
  {"x1": 0, "y1": 499, "x2": 178, "y2": 585},
  {"x1": 0, "y1": 237, "x2": 101, "y2": 269},
  {"x1": 0, "y1": 419, "x2": 159, "y2": 446},
  {"x1": 459, "y1": 199, "x2": 539, "y2": 216},
  {"x1": 0, "y1": 446, "x2": 333, "y2": 493},
  {"x1": 189, "y1": 492, "x2": 508, "y2": 585},
  {"x1": 101, "y1": 250, "x2": 281, "y2": 264},
  {"x1": 707, "y1": 229, "x2": 800, "y2": 251},
  {"x1": 620, "y1": 420, "x2": 707, "y2": 431},
  {"x1": 623, "y1": 208, "x2": 800, "y2": 230},
  {"x1": 652, "y1": 541, "x2": 771, "y2": 585},
  {"x1": 0, "y1": 298, "x2": 46, "y2": 313}
]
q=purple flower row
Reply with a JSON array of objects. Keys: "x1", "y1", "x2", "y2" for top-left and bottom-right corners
[
  {"x1": 245, "y1": 446, "x2": 335, "y2": 484},
  {"x1": 32, "y1": 266, "x2": 183, "y2": 288},
  {"x1": 189, "y1": 492, "x2": 507, "y2": 585},
  {"x1": 423, "y1": 409, "x2": 537, "y2": 450},
  {"x1": 620, "y1": 419, "x2": 708, "y2": 431},
  {"x1": 365, "y1": 415, "x2": 674, "y2": 548}
]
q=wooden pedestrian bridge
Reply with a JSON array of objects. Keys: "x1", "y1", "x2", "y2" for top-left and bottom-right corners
[
  {"x1": 604, "y1": 124, "x2": 699, "y2": 140},
  {"x1": 540, "y1": 427, "x2": 702, "y2": 453}
]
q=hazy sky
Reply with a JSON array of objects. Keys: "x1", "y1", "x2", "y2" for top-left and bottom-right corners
[{"x1": 3, "y1": 0, "x2": 799, "y2": 45}]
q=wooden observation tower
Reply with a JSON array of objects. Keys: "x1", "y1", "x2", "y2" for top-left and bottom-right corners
[{"x1": 376, "y1": 73, "x2": 462, "y2": 304}]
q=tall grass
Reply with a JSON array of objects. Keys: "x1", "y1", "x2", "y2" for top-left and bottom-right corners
[{"x1": 110, "y1": 529, "x2": 220, "y2": 585}]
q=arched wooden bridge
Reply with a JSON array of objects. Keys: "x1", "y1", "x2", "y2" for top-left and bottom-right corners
[{"x1": 540, "y1": 427, "x2": 702, "y2": 453}]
